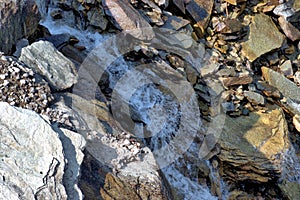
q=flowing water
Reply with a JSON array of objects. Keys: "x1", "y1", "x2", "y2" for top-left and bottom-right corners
[
  {"x1": 36, "y1": 1, "x2": 300, "y2": 199},
  {"x1": 37, "y1": 1, "x2": 227, "y2": 199}
]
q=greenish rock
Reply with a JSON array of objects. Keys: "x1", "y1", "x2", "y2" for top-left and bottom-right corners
[
  {"x1": 279, "y1": 181, "x2": 300, "y2": 200},
  {"x1": 242, "y1": 14, "x2": 285, "y2": 62},
  {"x1": 218, "y1": 107, "x2": 290, "y2": 182},
  {"x1": 262, "y1": 67, "x2": 300, "y2": 102}
]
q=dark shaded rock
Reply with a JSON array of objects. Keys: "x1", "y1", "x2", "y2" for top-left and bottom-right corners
[
  {"x1": 185, "y1": 0, "x2": 214, "y2": 36},
  {"x1": 87, "y1": 7, "x2": 108, "y2": 30},
  {"x1": 162, "y1": 15, "x2": 190, "y2": 31},
  {"x1": 0, "y1": 0, "x2": 41, "y2": 54},
  {"x1": 102, "y1": 0, "x2": 154, "y2": 40}
]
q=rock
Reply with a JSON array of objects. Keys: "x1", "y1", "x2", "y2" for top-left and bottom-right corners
[
  {"x1": 103, "y1": 0, "x2": 154, "y2": 40},
  {"x1": 56, "y1": 127, "x2": 86, "y2": 200},
  {"x1": 19, "y1": 41, "x2": 78, "y2": 91},
  {"x1": 0, "y1": 0, "x2": 41, "y2": 54},
  {"x1": 279, "y1": 180, "x2": 300, "y2": 200},
  {"x1": 13, "y1": 39, "x2": 29, "y2": 58},
  {"x1": 50, "y1": 93, "x2": 170, "y2": 199},
  {"x1": 293, "y1": 114, "x2": 300, "y2": 132},
  {"x1": 221, "y1": 74, "x2": 253, "y2": 87},
  {"x1": 244, "y1": 91, "x2": 265, "y2": 105},
  {"x1": 173, "y1": 0, "x2": 185, "y2": 13},
  {"x1": 186, "y1": 0, "x2": 214, "y2": 36},
  {"x1": 294, "y1": 71, "x2": 300, "y2": 85},
  {"x1": 0, "y1": 102, "x2": 67, "y2": 199},
  {"x1": 279, "y1": 60, "x2": 293, "y2": 77},
  {"x1": 39, "y1": 33, "x2": 72, "y2": 50},
  {"x1": 218, "y1": 106, "x2": 290, "y2": 183},
  {"x1": 278, "y1": 16, "x2": 300, "y2": 41},
  {"x1": 262, "y1": 67, "x2": 300, "y2": 102},
  {"x1": 162, "y1": 16, "x2": 190, "y2": 31},
  {"x1": 100, "y1": 173, "x2": 140, "y2": 200},
  {"x1": 242, "y1": 14, "x2": 285, "y2": 62},
  {"x1": 87, "y1": 7, "x2": 108, "y2": 30}
]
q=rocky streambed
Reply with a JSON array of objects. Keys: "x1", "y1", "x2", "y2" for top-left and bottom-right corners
[{"x1": 1, "y1": 0, "x2": 300, "y2": 199}]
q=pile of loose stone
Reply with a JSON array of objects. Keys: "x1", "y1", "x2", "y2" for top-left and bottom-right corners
[{"x1": 0, "y1": 55, "x2": 53, "y2": 114}]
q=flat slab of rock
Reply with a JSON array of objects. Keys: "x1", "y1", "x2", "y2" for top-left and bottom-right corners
[
  {"x1": 221, "y1": 74, "x2": 253, "y2": 87},
  {"x1": 278, "y1": 16, "x2": 300, "y2": 41},
  {"x1": 0, "y1": 0, "x2": 41, "y2": 54},
  {"x1": 262, "y1": 67, "x2": 300, "y2": 102},
  {"x1": 102, "y1": 0, "x2": 154, "y2": 40},
  {"x1": 0, "y1": 102, "x2": 67, "y2": 199},
  {"x1": 19, "y1": 41, "x2": 78, "y2": 91},
  {"x1": 242, "y1": 13, "x2": 285, "y2": 62},
  {"x1": 186, "y1": 0, "x2": 214, "y2": 33},
  {"x1": 218, "y1": 107, "x2": 290, "y2": 182}
]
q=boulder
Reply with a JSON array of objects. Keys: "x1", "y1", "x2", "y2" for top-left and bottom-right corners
[
  {"x1": 19, "y1": 41, "x2": 78, "y2": 91},
  {"x1": 0, "y1": 102, "x2": 67, "y2": 199},
  {"x1": 218, "y1": 106, "x2": 290, "y2": 183},
  {"x1": 242, "y1": 14, "x2": 285, "y2": 62},
  {"x1": 0, "y1": 0, "x2": 41, "y2": 54}
]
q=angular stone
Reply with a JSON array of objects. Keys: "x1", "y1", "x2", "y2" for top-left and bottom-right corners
[
  {"x1": 0, "y1": 102, "x2": 67, "y2": 199},
  {"x1": 186, "y1": 0, "x2": 214, "y2": 35},
  {"x1": 278, "y1": 16, "x2": 300, "y2": 41},
  {"x1": 279, "y1": 181, "x2": 300, "y2": 200},
  {"x1": 244, "y1": 91, "x2": 265, "y2": 105},
  {"x1": 293, "y1": 114, "x2": 300, "y2": 132},
  {"x1": 162, "y1": 16, "x2": 190, "y2": 31},
  {"x1": 262, "y1": 67, "x2": 300, "y2": 102},
  {"x1": 218, "y1": 107, "x2": 290, "y2": 182},
  {"x1": 0, "y1": 0, "x2": 41, "y2": 54},
  {"x1": 87, "y1": 7, "x2": 108, "y2": 30},
  {"x1": 221, "y1": 75, "x2": 253, "y2": 87},
  {"x1": 102, "y1": 0, "x2": 154, "y2": 40},
  {"x1": 242, "y1": 14, "x2": 285, "y2": 62},
  {"x1": 279, "y1": 60, "x2": 293, "y2": 77},
  {"x1": 173, "y1": 0, "x2": 185, "y2": 13},
  {"x1": 19, "y1": 41, "x2": 78, "y2": 91},
  {"x1": 100, "y1": 173, "x2": 140, "y2": 200}
]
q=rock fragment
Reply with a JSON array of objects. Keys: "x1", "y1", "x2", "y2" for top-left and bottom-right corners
[
  {"x1": 103, "y1": 0, "x2": 154, "y2": 40},
  {"x1": 244, "y1": 91, "x2": 265, "y2": 105},
  {"x1": 278, "y1": 16, "x2": 300, "y2": 41},
  {"x1": 262, "y1": 67, "x2": 300, "y2": 102},
  {"x1": 19, "y1": 41, "x2": 78, "y2": 91},
  {"x1": 242, "y1": 14, "x2": 285, "y2": 62},
  {"x1": 221, "y1": 75, "x2": 253, "y2": 87}
]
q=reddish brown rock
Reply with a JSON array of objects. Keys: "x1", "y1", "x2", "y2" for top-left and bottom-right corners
[
  {"x1": 102, "y1": 0, "x2": 154, "y2": 40},
  {"x1": 278, "y1": 16, "x2": 300, "y2": 41},
  {"x1": 221, "y1": 75, "x2": 253, "y2": 87}
]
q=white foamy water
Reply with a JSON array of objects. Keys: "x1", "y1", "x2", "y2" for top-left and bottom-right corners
[
  {"x1": 37, "y1": 2, "x2": 220, "y2": 198},
  {"x1": 39, "y1": 4, "x2": 108, "y2": 51}
]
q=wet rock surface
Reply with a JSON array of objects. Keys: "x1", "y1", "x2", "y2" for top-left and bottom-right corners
[{"x1": 1, "y1": 0, "x2": 300, "y2": 199}]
